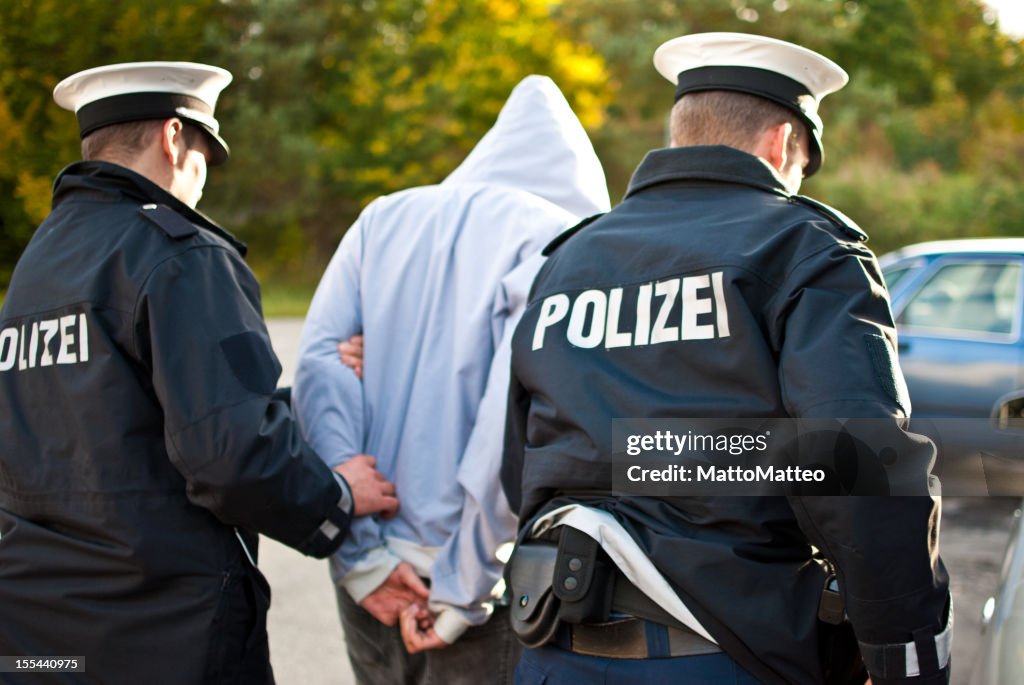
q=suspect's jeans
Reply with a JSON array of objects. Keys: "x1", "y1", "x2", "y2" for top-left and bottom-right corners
[{"x1": 336, "y1": 583, "x2": 521, "y2": 685}]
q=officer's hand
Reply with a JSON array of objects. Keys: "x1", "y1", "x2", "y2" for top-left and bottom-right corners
[
  {"x1": 399, "y1": 604, "x2": 450, "y2": 654},
  {"x1": 334, "y1": 455, "x2": 398, "y2": 518},
  {"x1": 337, "y1": 335, "x2": 364, "y2": 380},
  {"x1": 359, "y1": 562, "x2": 430, "y2": 626}
]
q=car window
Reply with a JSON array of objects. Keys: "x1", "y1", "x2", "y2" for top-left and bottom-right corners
[
  {"x1": 898, "y1": 261, "x2": 1021, "y2": 336},
  {"x1": 882, "y1": 265, "x2": 918, "y2": 291}
]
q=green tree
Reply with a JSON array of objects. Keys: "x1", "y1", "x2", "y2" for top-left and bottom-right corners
[
  {"x1": 554, "y1": 0, "x2": 847, "y2": 198},
  {"x1": 0, "y1": 0, "x2": 236, "y2": 288},
  {"x1": 555, "y1": 0, "x2": 1024, "y2": 250},
  {"x1": 2, "y1": 0, "x2": 1022, "y2": 289},
  {"x1": 207, "y1": 0, "x2": 609, "y2": 277},
  {"x1": 0, "y1": 0, "x2": 610, "y2": 287},
  {"x1": 831, "y1": 0, "x2": 936, "y2": 105}
]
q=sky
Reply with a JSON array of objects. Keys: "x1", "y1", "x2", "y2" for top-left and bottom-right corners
[{"x1": 983, "y1": 0, "x2": 1024, "y2": 38}]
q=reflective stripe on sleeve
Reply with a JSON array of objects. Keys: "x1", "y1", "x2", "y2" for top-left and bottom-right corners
[{"x1": 859, "y1": 597, "x2": 953, "y2": 678}]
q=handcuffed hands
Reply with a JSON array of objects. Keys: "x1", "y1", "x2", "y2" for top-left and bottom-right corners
[
  {"x1": 399, "y1": 604, "x2": 450, "y2": 654},
  {"x1": 359, "y1": 562, "x2": 430, "y2": 627}
]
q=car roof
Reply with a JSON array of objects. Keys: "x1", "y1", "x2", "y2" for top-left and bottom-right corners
[{"x1": 881, "y1": 238, "x2": 1024, "y2": 262}]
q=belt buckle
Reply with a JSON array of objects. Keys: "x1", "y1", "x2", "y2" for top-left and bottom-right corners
[
  {"x1": 570, "y1": 617, "x2": 649, "y2": 659},
  {"x1": 568, "y1": 617, "x2": 721, "y2": 660}
]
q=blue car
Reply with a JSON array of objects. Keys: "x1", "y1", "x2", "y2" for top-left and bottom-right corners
[{"x1": 879, "y1": 238, "x2": 1024, "y2": 493}]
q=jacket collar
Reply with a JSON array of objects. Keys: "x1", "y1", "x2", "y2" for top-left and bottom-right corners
[
  {"x1": 52, "y1": 160, "x2": 248, "y2": 256},
  {"x1": 625, "y1": 145, "x2": 792, "y2": 200}
]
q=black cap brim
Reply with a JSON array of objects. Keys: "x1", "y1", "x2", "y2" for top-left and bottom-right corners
[
  {"x1": 673, "y1": 66, "x2": 824, "y2": 176},
  {"x1": 76, "y1": 91, "x2": 230, "y2": 165},
  {"x1": 186, "y1": 120, "x2": 230, "y2": 166}
]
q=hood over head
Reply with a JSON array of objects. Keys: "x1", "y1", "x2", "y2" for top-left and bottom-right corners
[{"x1": 442, "y1": 75, "x2": 610, "y2": 217}]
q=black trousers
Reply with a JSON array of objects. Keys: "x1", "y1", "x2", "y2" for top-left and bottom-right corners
[{"x1": 205, "y1": 563, "x2": 275, "y2": 685}]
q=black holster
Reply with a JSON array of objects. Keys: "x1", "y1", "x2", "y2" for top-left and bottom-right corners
[
  {"x1": 817, "y1": 575, "x2": 868, "y2": 685},
  {"x1": 507, "y1": 526, "x2": 616, "y2": 647}
]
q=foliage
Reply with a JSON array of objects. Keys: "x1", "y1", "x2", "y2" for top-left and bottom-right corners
[
  {"x1": 555, "y1": 0, "x2": 1024, "y2": 251},
  {"x1": 220, "y1": 0, "x2": 608, "y2": 271},
  {"x1": 813, "y1": 161, "x2": 1010, "y2": 255},
  {"x1": 0, "y1": 0, "x2": 1022, "y2": 289},
  {"x1": 0, "y1": 0, "x2": 608, "y2": 286},
  {"x1": 553, "y1": 0, "x2": 846, "y2": 198},
  {"x1": 0, "y1": 0, "x2": 234, "y2": 286}
]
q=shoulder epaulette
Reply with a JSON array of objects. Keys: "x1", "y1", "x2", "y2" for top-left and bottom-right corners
[
  {"x1": 542, "y1": 213, "x2": 606, "y2": 256},
  {"x1": 789, "y1": 195, "x2": 868, "y2": 242},
  {"x1": 138, "y1": 203, "x2": 199, "y2": 240}
]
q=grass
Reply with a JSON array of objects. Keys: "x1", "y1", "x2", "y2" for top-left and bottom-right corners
[
  {"x1": 260, "y1": 281, "x2": 316, "y2": 319},
  {"x1": 1, "y1": 285, "x2": 314, "y2": 319}
]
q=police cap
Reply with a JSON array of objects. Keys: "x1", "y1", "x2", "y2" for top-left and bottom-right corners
[
  {"x1": 53, "y1": 61, "x2": 233, "y2": 165},
  {"x1": 653, "y1": 32, "x2": 848, "y2": 176}
]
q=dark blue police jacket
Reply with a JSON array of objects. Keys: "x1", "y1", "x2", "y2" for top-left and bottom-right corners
[
  {"x1": 0, "y1": 162, "x2": 350, "y2": 684},
  {"x1": 502, "y1": 146, "x2": 950, "y2": 685}
]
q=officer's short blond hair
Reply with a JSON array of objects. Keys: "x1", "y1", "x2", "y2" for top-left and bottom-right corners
[{"x1": 670, "y1": 91, "x2": 806, "y2": 155}]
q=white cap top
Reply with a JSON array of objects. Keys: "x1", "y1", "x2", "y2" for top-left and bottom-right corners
[
  {"x1": 654, "y1": 32, "x2": 847, "y2": 102},
  {"x1": 53, "y1": 61, "x2": 233, "y2": 164},
  {"x1": 653, "y1": 32, "x2": 848, "y2": 175}
]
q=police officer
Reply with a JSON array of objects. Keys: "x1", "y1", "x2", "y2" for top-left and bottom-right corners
[
  {"x1": 502, "y1": 34, "x2": 951, "y2": 684},
  {"x1": 0, "y1": 62, "x2": 398, "y2": 684}
]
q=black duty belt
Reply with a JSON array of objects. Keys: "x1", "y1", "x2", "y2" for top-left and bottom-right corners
[
  {"x1": 556, "y1": 616, "x2": 721, "y2": 659},
  {"x1": 510, "y1": 525, "x2": 722, "y2": 659},
  {"x1": 554, "y1": 566, "x2": 723, "y2": 659}
]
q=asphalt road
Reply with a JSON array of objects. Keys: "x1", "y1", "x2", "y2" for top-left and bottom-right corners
[
  {"x1": 941, "y1": 496, "x2": 1020, "y2": 683},
  {"x1": 263, "y1": 319, "x2": 355, "y2": 685},
  {"x1": 263, "y1": 317, "x2": 1019, "y2": 685}
]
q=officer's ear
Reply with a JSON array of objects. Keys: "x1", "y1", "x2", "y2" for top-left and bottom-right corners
[
  {"x1": 760, "y1": 121, "x2": 794, "y2": 174},
  {"x1": 756, "y1": 121, "x2": 806, "y2": 193},
  {"x1": 159, "y1": 118, "x2": 188, "y2": 167}
]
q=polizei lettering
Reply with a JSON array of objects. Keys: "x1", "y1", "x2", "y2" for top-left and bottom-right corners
[
  {"x1": 0, "y1": 314, "x2": 90, "y2": 373},
  {"x1": 532, "y1": 272, "x2": 730, "y2": 350}
]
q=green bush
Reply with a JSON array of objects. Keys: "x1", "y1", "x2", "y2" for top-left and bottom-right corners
[{"x1": 813, "y1": 159, "x2": 1023, "y2": 257}]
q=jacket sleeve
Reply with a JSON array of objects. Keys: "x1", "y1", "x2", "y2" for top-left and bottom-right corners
[
  {"x1": 774, "y1": 239, "x2": 950, "y2": 684},
  {"x1": 134, "y1": 243, "x2": 350, "y2": 558},
  {"x1": 427, "y1": 254, "x2": 545, "y2": 643},
  {"x1": 292, "y1": 212, "x2": 400, "y2": 600}
]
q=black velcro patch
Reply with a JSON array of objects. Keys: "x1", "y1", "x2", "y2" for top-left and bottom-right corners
[
  {"x1": 138, "y1": 204, "x2": 199, "y2": 239},
  {"x1": 864, "y1": 333, "x2": 911, "y2": 413},
  {"x1": 220, "y1": 331, "x2": 279, "y2": 395}
]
